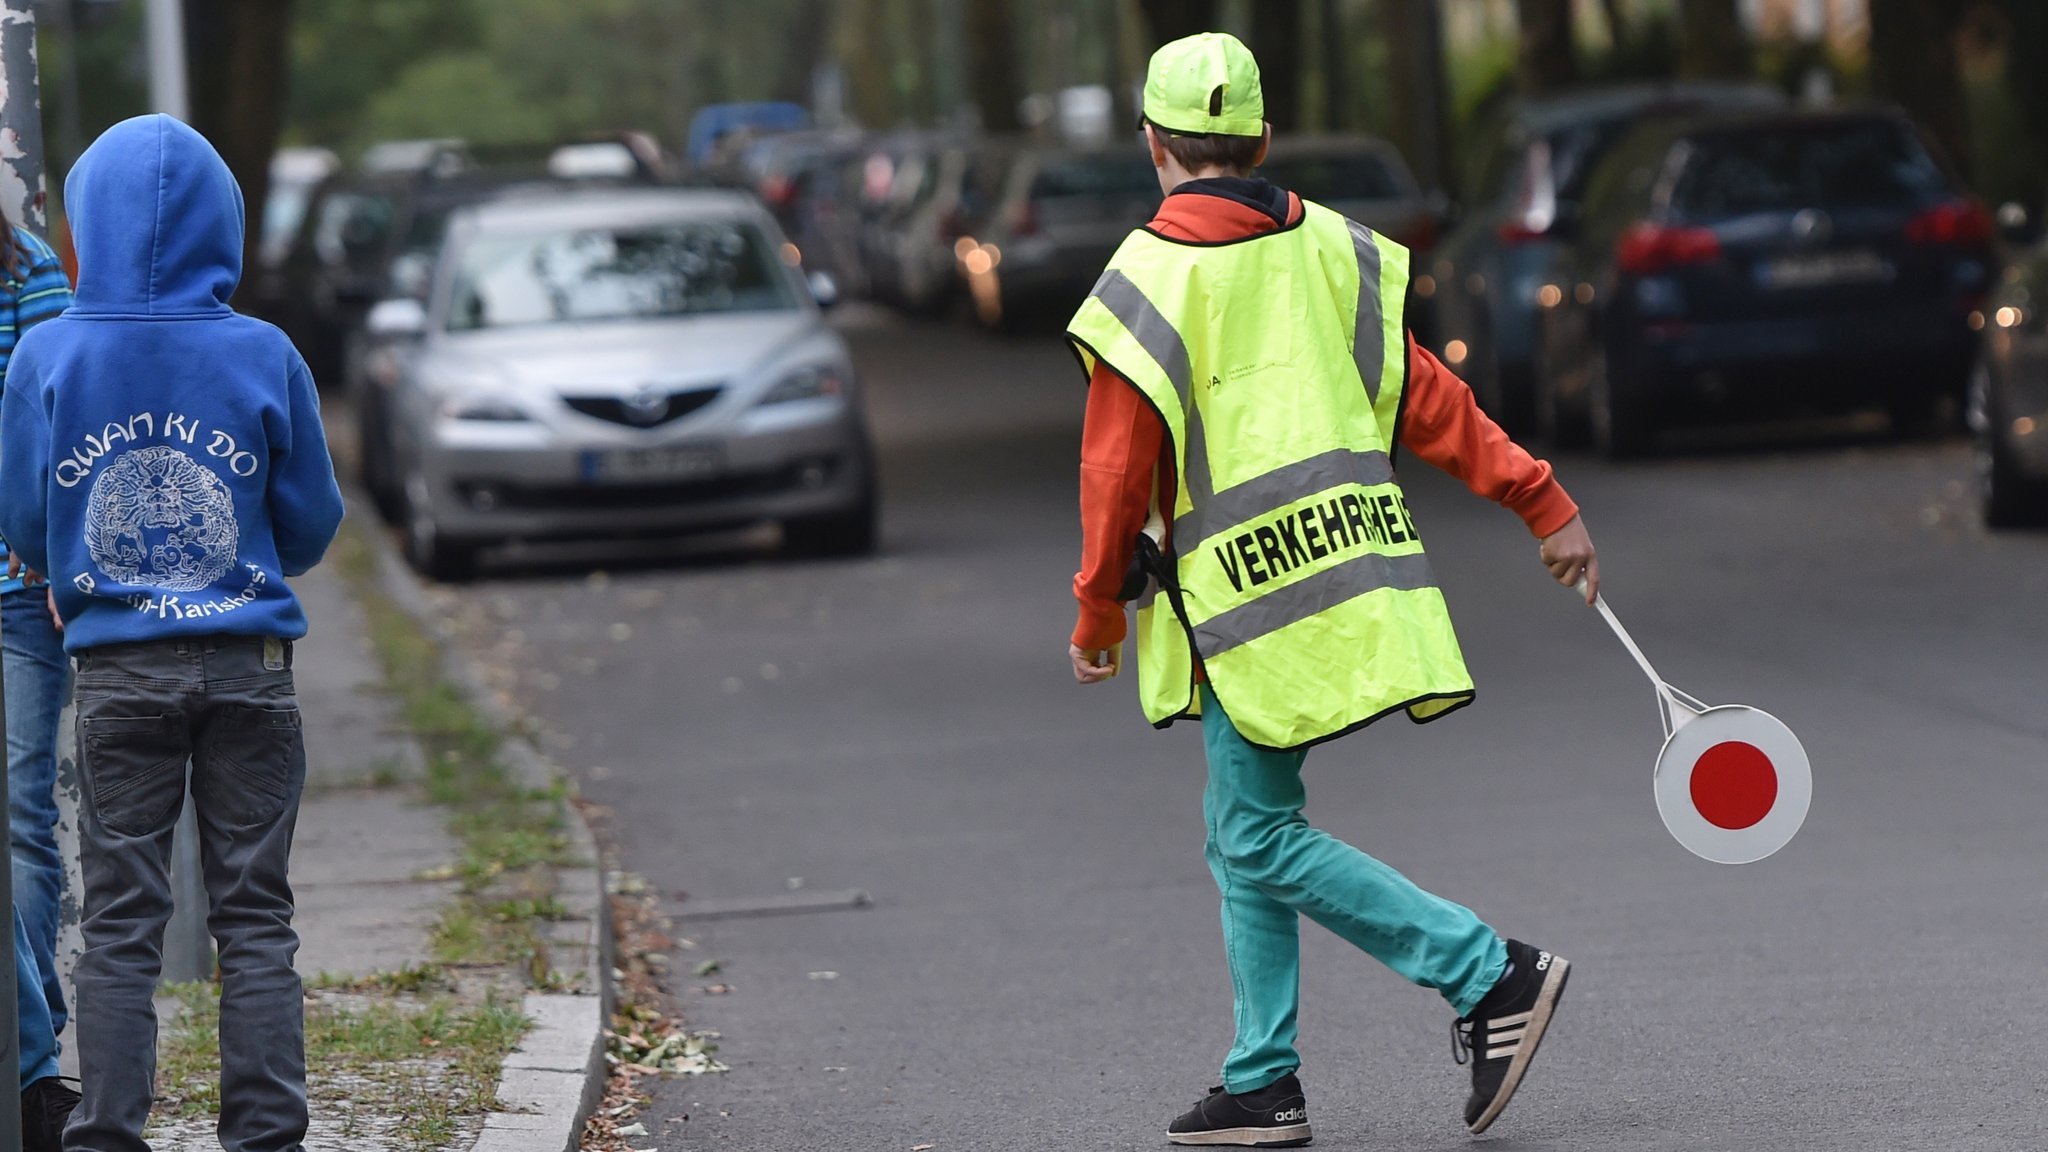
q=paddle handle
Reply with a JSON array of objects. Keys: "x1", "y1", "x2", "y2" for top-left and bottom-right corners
[{"x1": 1572, "y1": 576, "x2": 1699, "y2": 736}]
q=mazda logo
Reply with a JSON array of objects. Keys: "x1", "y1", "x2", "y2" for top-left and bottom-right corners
[{"x1": 623, "y1": 388, "x2": 670, "y2": 426}]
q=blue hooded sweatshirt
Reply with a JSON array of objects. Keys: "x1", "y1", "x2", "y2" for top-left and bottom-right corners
[{"x1": 0, "y1": 115, "x2": 344, "y2": 652}]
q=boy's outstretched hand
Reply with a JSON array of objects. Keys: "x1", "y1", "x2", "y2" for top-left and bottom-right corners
[{"x1": 1540, "y1": 514, "x2": 1599, "y2": 604}]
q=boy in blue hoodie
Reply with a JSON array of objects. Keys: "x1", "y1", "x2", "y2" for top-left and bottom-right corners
[{"x1": 0, "y1": 115, "x2": 344, "y2": 1152}]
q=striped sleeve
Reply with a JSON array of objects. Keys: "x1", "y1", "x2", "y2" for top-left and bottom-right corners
[
  {"x1": 0, "y1": 230, "x2": 75, "y2": 388},
  {"x1": 14, "y1": 232, "x2": 74, "y2": 332}
]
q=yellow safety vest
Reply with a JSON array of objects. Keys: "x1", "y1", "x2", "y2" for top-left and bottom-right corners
[{"x1": 1067, "y1": 200, "x2": 1475, "y2": 750}]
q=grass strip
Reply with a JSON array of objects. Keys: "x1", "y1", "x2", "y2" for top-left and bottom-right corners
[
  {"x1": 156, "y1": 982, "x2": 528, "y2": 1152},
  {"x1": 330, "y1": 522, "x2": 579, "y2": 980}
]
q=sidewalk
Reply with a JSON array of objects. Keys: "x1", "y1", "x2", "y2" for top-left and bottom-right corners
[{"x1": 121, "y1": 535, "x2": 606, "y2": 1152}]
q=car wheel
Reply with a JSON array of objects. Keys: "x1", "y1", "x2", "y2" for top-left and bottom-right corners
[
  {"x1": 1888, "y1": 387, "x2": 1955, "y2": 440},
  {"x1": 1590, "y1": 345, "x2": 1656, "y2": 459},
  {"x1": 356, "y1": 400, "x2": 403, "y2": 524},
  {"x1": 784, "y1": 484, "x2": 879, "y2": 558},
  {"x1": 1535, "y1": 338, "x2": 1588, "y2": 450},
  {"x1": 401, "y1": 468, "x2": 480, "y2": 581},
  {"x1": 1976, "y1": 366, "x2": 2048, "y2": 527}
]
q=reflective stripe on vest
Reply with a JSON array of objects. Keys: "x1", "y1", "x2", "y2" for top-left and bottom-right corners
[{"x1": 1068, "y1": 200, "x2": 1474, "y2": 749}]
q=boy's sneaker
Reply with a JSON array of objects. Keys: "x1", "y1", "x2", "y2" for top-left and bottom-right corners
[
  {"x1": 21, "y1": 1076, "x2": 81, "y2": 1152},
  {"x1": 1167, "y1": 1072, "x2": 1313, "y2": 1147},
  {"x1": 1453, "y1": 939, "x2": 1571, "y2": 1134}
]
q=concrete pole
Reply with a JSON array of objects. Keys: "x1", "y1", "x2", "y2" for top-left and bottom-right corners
[
  {"x1": 146, "y1": 0, "x2": 189, "y2": 121},
  {"x1": 0, "y1": 3, "x2": 39, "y2": 1142},
  {"x1": 141, "y1": 0, "x2": 212, "y2": 987}
]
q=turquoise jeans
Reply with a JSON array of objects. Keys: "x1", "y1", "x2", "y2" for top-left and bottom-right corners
[{"x1": 1200, "y1": 683, "x2": 1507, "y2": 1094}]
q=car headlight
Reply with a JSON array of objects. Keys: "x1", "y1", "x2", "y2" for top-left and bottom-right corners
[
  {"x1": 440, "y1": 392, "x2": 532, "y2": 422},
  {"x1": 759, "y1": 366, "x2": 847, "y2": 406}
]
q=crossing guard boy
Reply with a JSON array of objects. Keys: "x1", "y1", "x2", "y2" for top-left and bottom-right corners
[{"x1": 1067, "y1": 33, "x2": 1601, "y2": 1146}]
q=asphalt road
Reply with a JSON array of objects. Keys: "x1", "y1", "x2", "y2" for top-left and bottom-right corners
[{"x1": 439, "y1": 309, "x2": 2048, "y2": 1151}]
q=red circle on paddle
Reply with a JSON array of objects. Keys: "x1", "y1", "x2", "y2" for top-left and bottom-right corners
[{"x1": 1689, "y1": 741, "x2": 1779, "y2": 830}]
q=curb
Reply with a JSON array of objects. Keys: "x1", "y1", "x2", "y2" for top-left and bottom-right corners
[{"x1": 370, "y1": 541, "x2": 614, "y2": 1152}]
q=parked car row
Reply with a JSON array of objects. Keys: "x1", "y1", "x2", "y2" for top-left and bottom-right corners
[
  {"x1": 270, "y1": 94, "x2": 2048, "y2": 573},
  {"x1": 750, "y1": 128, "x2": 1447, "y2": 332}
]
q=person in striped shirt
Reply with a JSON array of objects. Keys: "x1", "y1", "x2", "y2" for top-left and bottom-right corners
[{"x1": 0, "y1": 203, "x2": 83, "y2": 1150}]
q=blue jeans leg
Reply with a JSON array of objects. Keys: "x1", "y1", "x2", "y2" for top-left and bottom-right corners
[
  {"x1": 3, "y1": 588, "x2": 71, "y2": 1036},
  {"x1": 16, "y1": 905, "x2": 60, "y2": 1087},
  {"x1": 1200, "y1": 683, "x2": 1508, "y2": 1093}
]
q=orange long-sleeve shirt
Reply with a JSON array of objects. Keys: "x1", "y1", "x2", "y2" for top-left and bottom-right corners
[{"x1": 1072, "y1": 182, "x2": 1580, "y2": 651}]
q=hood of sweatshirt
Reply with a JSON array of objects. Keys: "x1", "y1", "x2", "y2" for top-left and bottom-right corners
[{"x1": 65, "y1": 114, "x2": 244, "y2": 316}]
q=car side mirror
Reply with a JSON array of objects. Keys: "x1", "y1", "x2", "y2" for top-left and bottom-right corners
[
  {"x1": 808, "y1": 270, "x2": 840, "y2": 309},
  {"x1": 365, "y1": 297, "x2": 428, "y2": 338}
]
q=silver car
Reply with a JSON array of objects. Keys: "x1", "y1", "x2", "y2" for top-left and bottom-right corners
[{"x1": 364, "y1": 187, "x2": 877, "y2": 579}]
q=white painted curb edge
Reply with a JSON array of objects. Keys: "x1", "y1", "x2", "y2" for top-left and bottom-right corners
[{"x1": 368, "y1": 537, "x2": 614, "y2": 1152}]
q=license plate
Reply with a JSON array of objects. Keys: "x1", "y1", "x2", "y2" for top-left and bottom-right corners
[
  {"x1": 580, "y1": 444, "x2": 724, "y2": 483},
  {"x1": 1757, "y1": 250, "x2": 1893, "y2": 290}
]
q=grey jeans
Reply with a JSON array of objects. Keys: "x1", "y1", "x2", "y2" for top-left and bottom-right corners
[{"x1": 67, "y1": 636, "x2": 307, "y2": 1152}]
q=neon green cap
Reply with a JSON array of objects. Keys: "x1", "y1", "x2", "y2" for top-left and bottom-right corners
[{"x1": 1142, "y1": 32, "x2": 1265, "y2": 138}]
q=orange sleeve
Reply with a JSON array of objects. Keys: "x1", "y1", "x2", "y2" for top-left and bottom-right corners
[
  {"x1": 1399, "y1": 335, "x2": 1580, "y2": 538},
  {"x1": 1073, "y1": 362, "x2": 1165, "y2": 650}
]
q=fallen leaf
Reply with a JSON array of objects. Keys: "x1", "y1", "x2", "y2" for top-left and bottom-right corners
[{"x1": 692, "y1": 959, "x2": 722, "y2": 977}]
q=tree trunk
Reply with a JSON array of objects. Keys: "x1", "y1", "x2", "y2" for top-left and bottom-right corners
[
  {"x1": 1137, "y1": 0, "x2": 1219, "y2": 47},
  {"x1": 1109, "y1": 0, "x2": 1147, "y2": 131},
  {"x1": 183, "y1": 0, "x2": 292, "y2": 299},
  {"x1": 966, "y1": 0, "x2": 1024, "y2": 132},
  {"x1": 1867, "y1": 0, "x2": 1969, "y2": 177},
  {"x1": 1249, "y1": 0, "x2": 1303, "y2": 131},
  {"x1": 1383, "y1": 0, "x2": 1453, "y2": 195},
  {"x1": 1999, "y1": 0, "x2": 2048, "y2": 208},
  {"x1": 1599, "y1": 0, "x2": 1629, "y2": 49},
  {"x1": 1320, "y1": 0, "x2": 1347, "y2": 131},
  {"x1": 1676, "y1": 0, "x2": 1750, "y2": 78},
  {"x1": 1515, "y1": 0, "x2": 1578, "y2": 96},
  {"x1": 778, "y1": 0, "x2": 835, "y2": 106},
  {"x1": 838, "y1": 0, "x2": 896, "y2": 128}
]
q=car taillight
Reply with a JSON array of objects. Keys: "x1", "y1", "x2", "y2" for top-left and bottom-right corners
[
  {"x1": 1906, "y1": 199, "x2": 1993, "y2": 247},
  {"x1": 761, "y1": 175, "x2": 797, "y2": 211},
  {"x1": 1616, "y1": 223, "x2": 1722, "y2": 275},
  {"x1": 1496, "y1": 219, "x2": 1547, "y2": 246},
  {"x1": 1405, "y1": 216, "x2": 1439, "y2": 252}
]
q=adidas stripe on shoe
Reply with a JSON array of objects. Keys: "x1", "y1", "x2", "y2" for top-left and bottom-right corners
[{"x1": 1453, "y1": 938, "x2": 1570, "y2": 1134}]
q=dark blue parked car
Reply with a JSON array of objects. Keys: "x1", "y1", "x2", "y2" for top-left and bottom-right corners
[
  {"x1": 1427, "y1": 84, "x2": 1782, "y2": 431},
  {"x1": 1534, "y1": 106, "x2": 1991, "y2": 457}
]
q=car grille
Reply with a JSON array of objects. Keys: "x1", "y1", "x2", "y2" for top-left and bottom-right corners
[{"x1": 563, "y1": 386, "x2": 722, "y2": 428}]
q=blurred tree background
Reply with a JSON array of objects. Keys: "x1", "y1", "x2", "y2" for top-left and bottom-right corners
[{"x1": 24, "y1": 0, "x2": 2048, "y2": 220}]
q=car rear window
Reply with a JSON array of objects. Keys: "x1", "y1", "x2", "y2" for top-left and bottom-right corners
[
  {"x1": 1260, "y1": 152, "x2": 1408, "y2": 201},
  {"x1": 448, "y1": 219, "x2": 798, "y2": 331},
  {"x1": 1671, "y1": 121, "x2": 1949, "y2": 216}
]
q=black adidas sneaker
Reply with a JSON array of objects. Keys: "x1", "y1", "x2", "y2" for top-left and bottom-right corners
[
  {"x1": 1453, "y1": 939, "x2": 1571, "y2": 1134},
  {"x1": 1167, "y1": 1072, "x2": 1313, "y2": 1147}
]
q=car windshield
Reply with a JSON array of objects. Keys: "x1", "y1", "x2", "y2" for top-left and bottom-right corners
[
  {"x1": 1261, "y1": 152, "x2": 1407, "y2": 201},
  {"x1": 1029, "y1": 156, "x2": 1159, "y2": 201},
  {"x1": 447, "y1": 219, "x2": 798, "y2": 331},
  {"x1": 1672, "y1": 121, "x2": 1949, "y2": 216},
  {"x1": 262, "y1": 183, "x2": 316, "y2": 253}
]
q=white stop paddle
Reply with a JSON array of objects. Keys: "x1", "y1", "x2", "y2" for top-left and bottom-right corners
[{"x1": 1574, "y1": 578, "x2": 1811, "y2": 864}]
